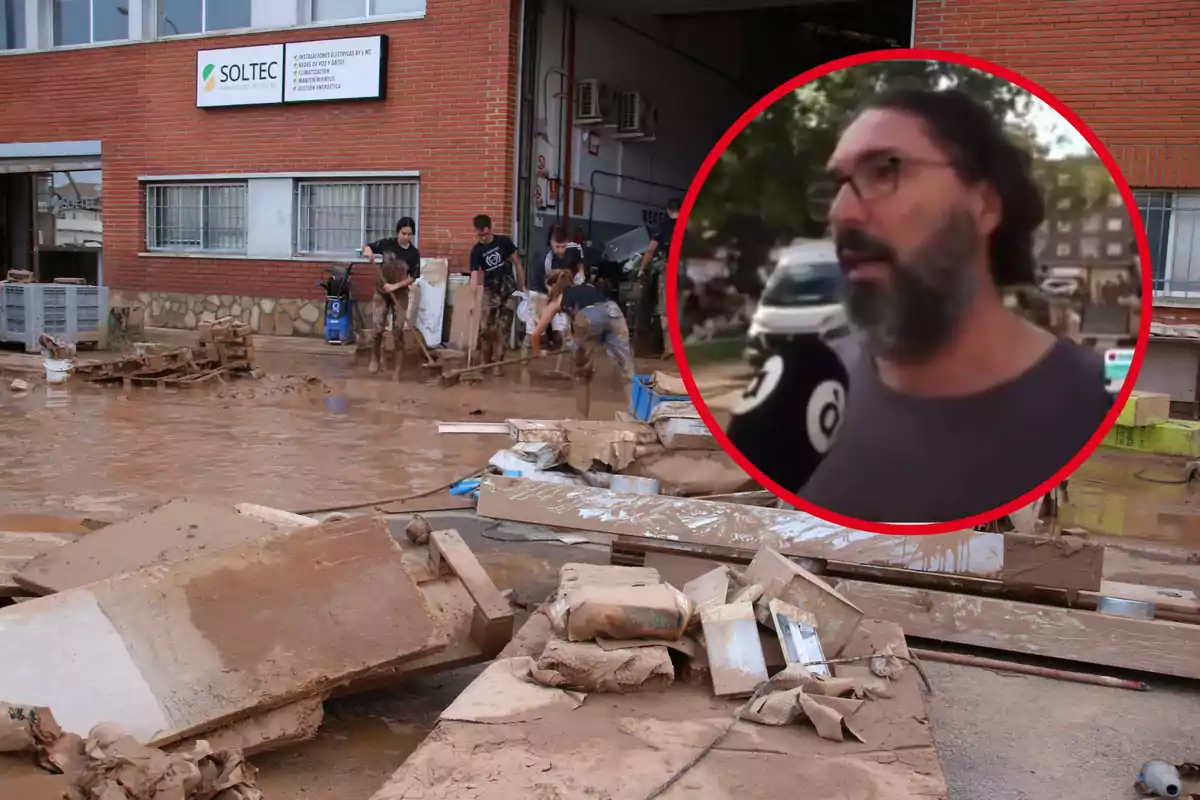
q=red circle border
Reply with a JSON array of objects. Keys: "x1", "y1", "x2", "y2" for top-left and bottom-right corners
[{"x1": 665, "y1": 47, "x2": 1153, "y2": 536}]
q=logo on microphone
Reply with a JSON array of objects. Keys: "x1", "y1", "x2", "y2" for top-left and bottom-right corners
[{"x1": 805, "y1": 380, "x2": 845, "y2": 454}]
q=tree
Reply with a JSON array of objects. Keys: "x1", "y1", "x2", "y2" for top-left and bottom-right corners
[{"x1": 687, "y1": 61, "x2": 1110, "y2": 282}]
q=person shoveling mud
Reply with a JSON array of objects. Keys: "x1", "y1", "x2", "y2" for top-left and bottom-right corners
[{"x1": 530, "y1": 253, "x2": 635, "y2": 417}]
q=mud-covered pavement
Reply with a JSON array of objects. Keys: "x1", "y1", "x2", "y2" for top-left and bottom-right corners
[
  {"x1": 4, "y1": 342, "x2": 1200, "y2": 799},
  {"x1": 0, "y1": 347, "x2": 631, "y2": 520}
]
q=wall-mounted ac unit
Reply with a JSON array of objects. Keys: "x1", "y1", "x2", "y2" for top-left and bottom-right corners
[
  {"x1": 618, "y1": 91, "x2": 645, "y2": 133},
  {"x1": 616, "y1": 92, "x2": 657, "y2": 141},
  {"x1": 575, "y1": 79, "x2": 614, "y2": 124}
]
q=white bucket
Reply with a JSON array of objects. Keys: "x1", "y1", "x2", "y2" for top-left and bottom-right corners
[{"x1": 44, "y1": 358, "x2": 73, "y2": 385}]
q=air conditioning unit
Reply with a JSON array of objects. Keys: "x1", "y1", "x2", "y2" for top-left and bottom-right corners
[
  {"x1": 618, "y1": 91, "x2": 646, "y2": 134},
  {"x1": 575, "y1": 79, "x2": 614, "y2": 123}
]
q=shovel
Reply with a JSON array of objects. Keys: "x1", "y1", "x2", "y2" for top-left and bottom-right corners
[{"x1": 438, "y1": 350, "x2": 565, "y2": 387}]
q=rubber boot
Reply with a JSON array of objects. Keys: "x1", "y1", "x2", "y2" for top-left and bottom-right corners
[{"x1": 368, "y1": 339, "x2": 381, "y2": 375}]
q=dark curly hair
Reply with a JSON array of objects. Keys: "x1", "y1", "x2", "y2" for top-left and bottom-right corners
[{"x1": 861, "y1": 87, "x2": 1045, "y2": 286}]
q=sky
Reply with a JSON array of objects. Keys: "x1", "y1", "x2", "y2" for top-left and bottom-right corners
[{"x1": 1021, "y1": 94, "x2": 1092, "y2": 159}]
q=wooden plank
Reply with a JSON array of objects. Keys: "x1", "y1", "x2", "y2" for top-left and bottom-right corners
[
  {"x1": 367, "y1": 613, "x2": 948, "y2": 800},
  {"x1": 430, "y1": 529, "x2": 513, "y2": 657},
  {"x1": 0, "y1": 515, "x2": 445, "y2": 747},
  {"x1": 478, "y1": 476, "x2": 1103, "y2": 590},
  {"x1": 834, "y1": 579, "x2": 1200, "y2": 680},
  {"x1": 15, "y1": 498, "x2": 280, "y2": 595}
]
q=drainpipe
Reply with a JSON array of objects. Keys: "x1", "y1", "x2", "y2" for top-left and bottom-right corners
[{"x1": 561, "y1": 4, "x2": 576, "y2": 231}]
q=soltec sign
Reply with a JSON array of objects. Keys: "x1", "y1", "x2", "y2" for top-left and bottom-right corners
[
  {"x1": 197, "y1": 43, "x2": 284, "y2": 108},
  {"x1": 197, "y1": 36, "x2": 387, "y2": 109}
]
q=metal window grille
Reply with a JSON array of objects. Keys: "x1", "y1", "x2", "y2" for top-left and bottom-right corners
[
  {"x1": 294, "y1": 181, "x2": 419, "y2": 255},
  {"x1": 145, "y1": 183, "x2": 247, "y2": 252},
  {"x1": 1132, "y1": 189, "x2": 1200, "y2": 297}
]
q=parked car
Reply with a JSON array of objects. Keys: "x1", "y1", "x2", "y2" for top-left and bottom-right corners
[{"x1": 743, "y1": 239, "x2": 845, "y2": 367}]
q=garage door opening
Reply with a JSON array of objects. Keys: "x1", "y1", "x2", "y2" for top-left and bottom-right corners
[{"x1": 513, "y1": 0, "x2": 913, "y2": 352}]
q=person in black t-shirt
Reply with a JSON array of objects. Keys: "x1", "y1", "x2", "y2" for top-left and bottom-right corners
[
  {"x1": 531, "y1": 252, "x2": 634, "y2": 417},
  {"x1": 361, "y1": 217, "x2": 421, "y2": 376},
  {"x1": 469, "y1": 214, "x2": 526, "y2": 366},
  {"x1": 638, "y1": 199, "x2": 681, "y2": 358},
  {"x1": 527, "y1": 226, "x2": 584, "y2": 352}
]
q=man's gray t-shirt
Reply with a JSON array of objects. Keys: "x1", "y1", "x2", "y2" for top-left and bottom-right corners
[{"x1": 799, "y1": 337, "x2": 1113, "y2": 523}]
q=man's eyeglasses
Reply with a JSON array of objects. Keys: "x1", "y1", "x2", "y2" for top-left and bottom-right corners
[{"x1": 805, "y1": 154, "x2": 956, "y2": 220}]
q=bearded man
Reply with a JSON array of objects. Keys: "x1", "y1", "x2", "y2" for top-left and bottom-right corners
[{"x1": 737, "y1": 88, "x2": 1112, "y2": 523}]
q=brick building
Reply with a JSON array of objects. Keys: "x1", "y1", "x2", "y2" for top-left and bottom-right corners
[
  {"x1": 914, "y1": 0, "x2": 1200, "y2": 312},
  {"x1": 0, "y1": 0, "x2": 913, "y2": 335}
]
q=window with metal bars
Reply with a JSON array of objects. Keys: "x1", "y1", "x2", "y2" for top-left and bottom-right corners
[
  {"x1": 145, "y1": 183, "x2": 248, "y2": 253},
  {"x1": 294, "y1": 181, "x2": 419, "y2": 256},
  {"x1": 1133, "y1": 189, "x2": 1200, "y2": 296}
]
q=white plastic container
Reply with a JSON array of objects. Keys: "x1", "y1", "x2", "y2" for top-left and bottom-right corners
[
  {"x1": 44, "y1": 358, "x2": 73, "y2": 384},
  {"x1": 609, "y1": 475, "x2": 660, "y2": 495}
]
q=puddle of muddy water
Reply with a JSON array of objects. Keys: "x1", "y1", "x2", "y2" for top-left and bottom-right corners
[{"x1": 254, "y1": 713, "x2": 431, "y2": 799}]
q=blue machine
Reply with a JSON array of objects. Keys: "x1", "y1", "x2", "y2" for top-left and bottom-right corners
[{"x1": 318, "y1": 264, "x2": 355, "y2": 345}]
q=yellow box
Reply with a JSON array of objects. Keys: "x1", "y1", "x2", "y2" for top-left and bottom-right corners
[{"x1": 1103, "y1": 420, "x2": 1200, "y2": 457}]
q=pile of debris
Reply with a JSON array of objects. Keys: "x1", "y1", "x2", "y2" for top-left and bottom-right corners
[
  {"x1": 74, "y1": 317, "x2": 260, "y2": 387},
  {"x1": 442, "y1": 373, "x2": 756, "y2": 498},
  {"x1": 0, "y1": 498, "x2": 514, "y2": 796},
  {"x1": 522, "y1": 549, "x2": 899, "y2": 745}
]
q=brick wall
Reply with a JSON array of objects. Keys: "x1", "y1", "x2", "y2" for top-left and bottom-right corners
[
  {"x1": 915, "y1": 0, "x2": 1200, "y2": 188},
  {"x1": 0, "y1": 2, "x2": 520, "y2": 300}
]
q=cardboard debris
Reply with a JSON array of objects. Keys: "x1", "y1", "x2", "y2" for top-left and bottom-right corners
[
  {"x1": 653, "y1": 417, "x2": 719, "y2": 450},
  {"x1": 651, "y1": 371, "x2": 688, "y2": 396},
  {"x1": 549, "y1": 582, "x2": 692, "y2": 642},
  {"x1": 746, "y1": 547, "x2": 864, "y2": 659},
  {"x1": 0, "y1": 530, "x2": 78, "y2": 597},
  {"x1": 439, "y1": 657, "x2": 585, "y2": 723},
  {"x1": 528, "y1": 638, "x2": 674, "y2": 694},
  {"x1": 699, "y1": 601, "x2": 769, "y2": 698},
  {"x1": 768, "y1": 597, "x2": 829, "y2": 675},
  {"x1": 622, "y1": 449, "x2": 751, "y2": 496},
  {"x1": 60, "y1": 724, "x2": 263, "y2": 800},
  {"x1": 1, "y1": 702, "x2": 64, "y2": 767},
  {"x1": 562, "y1": 420, "x2": 660, "y2": 472},
  {"x1": 682, "y1": 566, "x2": 731, "y2": 619},
  {"x1": 558, "y1": 563, "x2": 661, "y2": 594},
  {"x1": 506, "y1": 419, "x2": 567, "y2": 444}
]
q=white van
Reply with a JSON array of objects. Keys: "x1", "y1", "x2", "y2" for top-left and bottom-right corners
[{"x1": 744, "y1": 239, "x2": 845, "y2": 366}]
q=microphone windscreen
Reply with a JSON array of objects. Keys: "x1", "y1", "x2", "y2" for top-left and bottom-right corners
[{"x1": 725, "y1": 333, "x2": 851, "y2": 494}]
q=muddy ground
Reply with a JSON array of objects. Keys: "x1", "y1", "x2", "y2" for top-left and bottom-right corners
[{"x1": 1, "y1": 337, "x2": 1197, "y2": 799}]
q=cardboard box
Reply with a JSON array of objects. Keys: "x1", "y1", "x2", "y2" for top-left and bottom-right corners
[
  {"x1": 1116, "y1": 391, "x2": 1171, "y2": 428},
  {"x1": 744, "y1": 547, "x2": 864, "y2": 659}
]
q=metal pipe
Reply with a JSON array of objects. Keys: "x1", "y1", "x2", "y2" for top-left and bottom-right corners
[
  {"x1": 560, "y1": 4, "x2": 577, "y2": 231},
  {"x1": 909, "y1": 648, "x2": 1150, "y2": 691}
]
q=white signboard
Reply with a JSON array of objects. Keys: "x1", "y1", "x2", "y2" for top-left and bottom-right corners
[
  {"x1": 284, "y1": 36, "x2": 386, "y2": 103},
  {"x1": 196, "y1": 43, "x2": 284, "y2": 108},
  {"x1": 196, "y1": 36, "x2": 387, "y2": 109}
]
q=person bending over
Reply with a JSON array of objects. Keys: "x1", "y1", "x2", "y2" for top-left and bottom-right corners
[{"x1": 532, "y1": 253, "x2": 634, "y2": 418}]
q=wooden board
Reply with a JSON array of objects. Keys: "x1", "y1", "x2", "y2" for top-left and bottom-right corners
[
  {"x1": 834, "y1": 579, "x2": 1200, "y2": 680},
  {"x1": 478, "y1": 476, "x2": 1104, "y2": 591},
  {"x1": 15, "y1": 498, "x2": 280, "y2": 595},
  {"x1": 368, "y1": 613, "x2": 948, "y2": 800},
  {"x1": 0, "y1": 531, "x2": 77, "y2": 596},
  {"x1": 0, "y1": 515, "x2": 444, "y2": 747},
  {"x1": 449, "y1": 282, "x2": 484, "y2": 352}
]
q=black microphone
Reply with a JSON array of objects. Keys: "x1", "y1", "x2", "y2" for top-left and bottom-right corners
[{"x1": 725, "y1": 331, "x2": 852, "y2": 494}]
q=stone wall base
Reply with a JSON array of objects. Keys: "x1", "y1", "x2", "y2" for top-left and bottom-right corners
[{"x1": 109, "y1": 290, "x2": 375, "y2": 338}]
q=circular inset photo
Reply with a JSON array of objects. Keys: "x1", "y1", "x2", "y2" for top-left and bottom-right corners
[{"x1": 669, "y1": 49, "x2": 1150, "y2": 533}]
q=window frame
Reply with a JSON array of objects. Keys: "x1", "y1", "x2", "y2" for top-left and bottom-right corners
[
  {"x1": 293, "y1": 178, "x2": 420, "y2": 257},
  {"x1": 52, "y1": 0, "x2": 130, "y2": 47},
  {"x1": 1, "y1": 0, "x2": 25, "y2": 50},
  {"x1": 157, "y1": 0, "x2": 253, "y2": 37},
  {"x1": 144, "y1": 180, "x2": 249, "y2": 254}
]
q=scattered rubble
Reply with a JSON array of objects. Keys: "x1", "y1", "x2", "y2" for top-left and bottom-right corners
[{"x1": 73, "y1": 318, "x2": 261, "y2": 388}]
